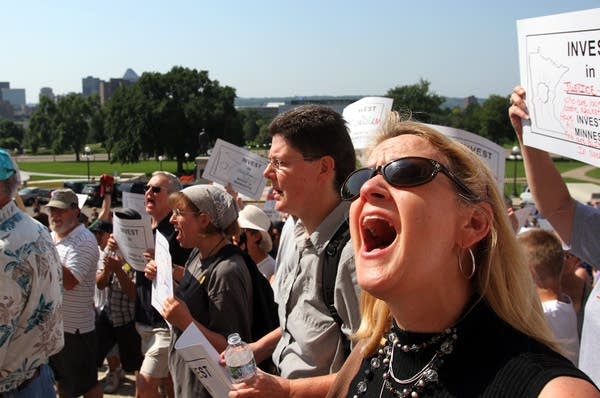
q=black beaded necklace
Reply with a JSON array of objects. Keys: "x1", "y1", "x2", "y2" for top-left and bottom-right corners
[{"x1": 353, "y1": 325, "x2": 458, "y2": 398}]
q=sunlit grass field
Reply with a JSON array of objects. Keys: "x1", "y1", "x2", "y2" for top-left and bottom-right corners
[{"x1": 17, "y1": 160, "x2": 182, "y2": 178}]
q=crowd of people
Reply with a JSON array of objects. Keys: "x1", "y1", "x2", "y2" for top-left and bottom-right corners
[{"x1": 1, "y1": 97, "x2": 600, "y2": 398}]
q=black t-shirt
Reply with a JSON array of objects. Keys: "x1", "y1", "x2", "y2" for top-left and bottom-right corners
[
  {"x1": 135, "y1": 213, "x2": 192, "y2": 326},
  {"x1": 345, "y1": 299, "x2": 595, "y2": 397}
]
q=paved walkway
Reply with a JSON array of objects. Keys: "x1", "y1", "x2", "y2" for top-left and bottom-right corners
[
  {"x1": 560, "y1": 165, "x2": 600, "y2": 184},
  {"x1": 98, "y1": 366, "x2": 136, "y2": 398}
]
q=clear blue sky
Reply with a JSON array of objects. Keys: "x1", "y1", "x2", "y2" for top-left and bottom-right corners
[{"x1": 3, "y1": 0, "x2": 599, "y2": 104}]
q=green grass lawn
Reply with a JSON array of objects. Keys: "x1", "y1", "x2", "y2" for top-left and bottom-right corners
[
  {"x1": 17, "y1": 159, "x2": 184, "y2": 178},
  {"x1": 17, "y1": 157, "x2": 597, "y2": 198}
]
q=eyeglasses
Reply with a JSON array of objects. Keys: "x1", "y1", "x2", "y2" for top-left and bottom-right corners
[
  {"x1": 267, "y1": 156, "x2": 318, "y2": 171},
  {"x1": 173, "y1": 208, "x2": 201, "y2": 217},
  {"x1": 340, "y1": 156, "x2": 480, "y2": 202},
  {"x1": 144, "y1": 185, "x2": 166, "y2": 194}
]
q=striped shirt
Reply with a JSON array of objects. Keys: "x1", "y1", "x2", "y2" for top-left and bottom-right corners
[
  {"x1": 96, "y1": 249, "x2": 136, "y2": 327},
  {"x1": 53, "y1": 224, "x2": 99, "y2": 333}
]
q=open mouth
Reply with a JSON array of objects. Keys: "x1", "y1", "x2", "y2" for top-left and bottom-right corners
[{"x1": 362, "y1": 216, "x2": 397, "y2": 252}]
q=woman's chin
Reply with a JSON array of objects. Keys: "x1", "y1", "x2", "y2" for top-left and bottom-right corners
[
  {"x1": 176, "y1": 233, "x2": 191, "y2": 248},
  {"x1": 356, "y1": 266, "x2": 390, "y2": 295}
]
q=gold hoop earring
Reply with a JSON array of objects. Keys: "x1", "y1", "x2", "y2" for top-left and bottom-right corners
[{"x1": 458, "y1": 248, "x2": 476, "y2": 279}]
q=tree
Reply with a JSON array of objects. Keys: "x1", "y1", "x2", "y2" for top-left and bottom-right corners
[
  {"x1": 386, "y1": 79, "x2": 445, "y2": 123},
  {"x1": 105, "y1": 66, "x2": 240, "y2": 173},
  {"x1": 478, "y1": 95, "x2": 513, "y2": 144},
  {"x1": 87, "y1": 94, "x2": 106, "y2": 149},
  {"x1": 447, "y1": 102, "x2": 482, "y2": 136},
  {"x1": 104, "y1": 83, "x2": 150, "y2": 163},
  {"x1": 27, "y1": 96, "x2": 58, "y2": 154},
  {"x1": 55, "y1": 94, "x2": 91, "y2": 161},
  {"x1": 238, "y1": 109, "x2": 274, "y2": 147},
  {"x1": 240, "y1": 109, "x2": 261, "y2": 143},
  {"x1": 0, "y1": 119, "x2": 25, "y2": 152},
  {"x1": 27, "y1": 94, "x2": 93, "y2": 159}
]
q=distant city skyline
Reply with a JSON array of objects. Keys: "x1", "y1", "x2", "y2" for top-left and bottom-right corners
[{"x1": 3, "y1": 1, "x2": 599, "y2": 104}]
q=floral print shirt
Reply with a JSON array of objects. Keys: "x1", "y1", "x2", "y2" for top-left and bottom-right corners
[{"x1": 0, "y1": 201, "x2": 64, "y2": 392}]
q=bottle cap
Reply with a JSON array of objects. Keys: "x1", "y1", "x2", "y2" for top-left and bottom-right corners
[{"x1": 227, "y1": 333, "x2": 241, "y2": 345}]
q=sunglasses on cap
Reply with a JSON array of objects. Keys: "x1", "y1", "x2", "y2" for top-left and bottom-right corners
[
  {"x1": 144, "y1": 185, "x2": 166, "y2": 194},
  {"x1": 340, "y1": 156, "x2": 480, "y2": 202}
]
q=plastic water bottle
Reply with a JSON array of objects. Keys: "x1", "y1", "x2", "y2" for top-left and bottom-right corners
[{"x1": 224, "y1": 333, "x2": 257, "y2": 383}]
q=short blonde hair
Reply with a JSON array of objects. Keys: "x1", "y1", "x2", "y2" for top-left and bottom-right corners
[
  {"x1": 355, "y1": 113, "x2": 559, "y2": 355},
  {"x1": 517, "y1": 229, "x2": 564, "y2": 286}
]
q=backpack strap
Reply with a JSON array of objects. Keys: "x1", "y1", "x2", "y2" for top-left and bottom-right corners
[{"x1": 322, "y1": 219, "x2": 351, "y2": 357}]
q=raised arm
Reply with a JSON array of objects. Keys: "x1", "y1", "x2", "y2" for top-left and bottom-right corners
[
  {"x1": 98, "y1": 174, "x2": 114, "y2": 222},
  {"x1": 508, "y1": 86, "x2": 576, "y2": 243}
]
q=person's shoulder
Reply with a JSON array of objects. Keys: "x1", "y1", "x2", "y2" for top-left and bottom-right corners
[
  {"x1": 74, "y1": 225, "x2": 99, "y2": 246},
  {"x1": 539, "y1": 376, "x2": 600, "y2": 397},
  {"x1": 212, "y1": 252, "x2": 248, "y2": 275}
]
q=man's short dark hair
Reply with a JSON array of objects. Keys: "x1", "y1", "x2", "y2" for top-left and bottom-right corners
[{"x1": 268, "y1": 105, "x2": 356, "y2": 193}]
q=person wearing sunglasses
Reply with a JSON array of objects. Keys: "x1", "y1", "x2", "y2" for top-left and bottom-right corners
[
  {"x1": 510, "y1": 86, "x2": 600, "y2": 388},
  {"x1": 324, "y1": 114, "x2": 597, "y2": 397}
]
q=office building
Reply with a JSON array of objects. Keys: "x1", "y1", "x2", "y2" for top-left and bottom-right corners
[
  {"x1": 1, "y1": 88, "x2": 26, "y2": 109},
  {"x1": 39, "y1": 87, "x2": 55, "y2": 101},
  {"x1": 82, "y1": 76, "x2": 101, "y2": 98}
]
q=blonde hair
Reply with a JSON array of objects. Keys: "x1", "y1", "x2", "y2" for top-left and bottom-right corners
[
  {"x1": 517, "y1": 229, "x2": 565, "y2": 286},
  {"x1": 354, "y1": 113, "x2": 559, "y2": 355}
]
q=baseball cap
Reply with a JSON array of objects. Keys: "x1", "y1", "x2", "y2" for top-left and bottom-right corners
[
  {"x1": 0, "y1": 149, "x2": 16, "y2": 181},
  {"x1": 46, "y1": 188, "x2": 79, "y2": 209},
  {"x1": 89, "y1": 219, "x2": 113, "y2": 234}
]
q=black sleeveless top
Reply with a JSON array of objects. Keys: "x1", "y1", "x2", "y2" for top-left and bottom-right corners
[{"x1": 345, "y1": 299, "x2": 596, "y2": 397}]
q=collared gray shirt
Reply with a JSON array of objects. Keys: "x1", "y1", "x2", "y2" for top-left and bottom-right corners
[{"x1": 272, "y1": 202, "x2": 361, "y2": 378}]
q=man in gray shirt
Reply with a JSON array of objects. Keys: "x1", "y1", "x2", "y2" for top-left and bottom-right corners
[{"x1": 234, "y1": 105, "x2": 361, "y2": 397}]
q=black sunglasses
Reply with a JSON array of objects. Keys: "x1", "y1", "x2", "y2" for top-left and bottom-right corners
[
  {"x1": 340, "y1": 156, "x2": 480, "y2": 202},
  {"x1": 144, "y1": 185, "x2": 164, "y2": 194}
]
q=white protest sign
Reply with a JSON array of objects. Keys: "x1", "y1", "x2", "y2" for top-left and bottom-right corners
[
  {"x1": 175, "y1": 323, "x2": 232, "y2": 397},
  {"x1": 517, "y1": 8, "x2": 600, "y2": 166},
  {"x1": 122, "y1": 191, "x2": 148, "y2": 218},
  {"x1": 151, "y1": 231, "x2": 173, "y2": 314},
  {"x1": 112, "y1": 216, "x2": 154, "y2": 271},
  {"x1": 76, "y1": 194, "x2": 87, "y2": 210},
  {"x1": 343, "y1": 97, "x2": 394, "y2": 150},
  {"x1": 202, "y1": 139, "x2": 269, "y2": 199},
  {"x1": 426, "y1": 124, "x2": 506, "y2": 189}
]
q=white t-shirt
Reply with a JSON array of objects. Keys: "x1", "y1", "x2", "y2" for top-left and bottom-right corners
[
  {"x1": 53, "y1": 224, "x2": 99, "y2": 333},
  {"x1": 542, "y1": 297, "x2": 580, "y2": 365}
]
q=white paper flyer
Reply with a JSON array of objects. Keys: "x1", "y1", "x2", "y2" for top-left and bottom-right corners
[{"x1": 174, "y1": 323, "x2": 232, "y2": 398}]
